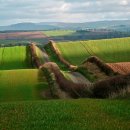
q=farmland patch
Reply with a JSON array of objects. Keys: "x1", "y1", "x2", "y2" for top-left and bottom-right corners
[
  {"x1": 0, "y1": 46, "x2": 32, "y2": 70},
  {"x1": 107, "y1": 62, "x2": 130, "y2": 75},
  {"x1": 0, "y1": 69, "x2": 48, "y2": 102},
  {"x1": 56, "y1": 37, "x2": 130, "y2": 65}
]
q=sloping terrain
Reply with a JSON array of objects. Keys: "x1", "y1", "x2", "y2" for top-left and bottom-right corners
[
  {"x1": 1, "y1": 37, "x2": 130, "y2": 130},
  {"x1": 56, "y1": 37, "x2": 130, "y2": 65},
  {"x1": 0, "y1": 45, "x2": 50, "y2": 102},
  {"x1": 0, "y1": 69, "x2": 48, "y2": 102},
  {"x1": 0, "y1": 46, "x2": 31, "y2": 70}
]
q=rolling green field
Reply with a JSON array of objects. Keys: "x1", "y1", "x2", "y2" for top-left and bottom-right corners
[
  {"x1": 0, "y1": 46, "x2": 31, "y2": 70},
  {"x1": 0, "y1": 99, "x2": 130, "y2": 130},
  {"x1": 0, "y1": 69, "x2": 48, "y2": 102},
  {"x1": 56, "y1": 37, "x2": 130, "y2": 65},
  {"x1": 43, "y1": 30, "x2": 75, "y2": 37},
  {"x1": 1, "y1": 42, "x2": 130, "y2": 130}
]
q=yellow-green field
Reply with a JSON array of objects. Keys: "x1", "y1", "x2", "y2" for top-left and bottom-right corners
[
  {"x1": 0, "y1": 46, "x2": 31, "y2": 70},
  {"x1": 43, "y1": 30, "x2": 75, "y2": 37},
  {"x1": 1, "y1": 41, "x2": 130, "y2": 130},
  {"x1": 56, "y1": 37, "x2": 130, "y2": 65},
  {"x1": 0, "y1": 69, "x2": 48, "y2": 102}
]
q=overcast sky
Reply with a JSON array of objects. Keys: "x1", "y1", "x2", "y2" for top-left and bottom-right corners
[{"x1": 0, "y1": 0, "x2": 130, "y2": 25}]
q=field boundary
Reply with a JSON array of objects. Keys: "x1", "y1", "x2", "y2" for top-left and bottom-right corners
[{"x1": 29, "y1": 43, "x2": 43, "y2": 68}]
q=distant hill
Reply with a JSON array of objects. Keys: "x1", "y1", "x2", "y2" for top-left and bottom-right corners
[
  {"x1": 0, "y1": 23, "x2": 59, "y2": 31},
  {"x1": 0, "y1": 20, "x2": 130, "y2": 31}
]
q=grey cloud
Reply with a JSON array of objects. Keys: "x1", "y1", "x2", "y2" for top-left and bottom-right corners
[{"x1": 0, "y1": 0, "x2": 130, "y2": 25}]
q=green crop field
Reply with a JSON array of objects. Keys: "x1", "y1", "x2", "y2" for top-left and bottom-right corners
[
  {"x1": 0, "y1": 46, "x2": 31, "y2": 70},
  {"x1": 43, "y1": 30, "x2": 75, "y2": 37},
  {"x1": 1, "y1": 41, "x2": 130, "y2": 130},
  {"x1": 56, "y1": 37, "x2": 130, "y2": 65},
  {"x1": 0, "y1": 69, "x2": 48, "y2": 102},
  {"x1": 0, "y1": 99, "x2": 130, "y2": 130}
]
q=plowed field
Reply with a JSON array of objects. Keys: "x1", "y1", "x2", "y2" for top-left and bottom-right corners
[{"x1": 107, "y1": 62, "x2": 130, "y2": 74}]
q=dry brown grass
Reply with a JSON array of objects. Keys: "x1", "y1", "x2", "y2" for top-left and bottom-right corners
[{"x1": 29, "y1": 43, "x2": 41, "y2": 68}]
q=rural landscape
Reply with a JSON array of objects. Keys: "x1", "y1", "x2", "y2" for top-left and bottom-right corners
[
  {"x1": 0, "y1": 28, "x2": 130, "y2": 130},
  {"x1": 1, "y1": 0, "x2": 130, "y2": 130}
]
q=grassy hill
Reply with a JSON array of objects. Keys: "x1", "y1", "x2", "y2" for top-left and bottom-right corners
[
  {"x1": 1, "y1": 42, "x2": 130, "y2": 130},
  {"x1": 0, "y1": 46, "x2": 31, "y2": 70},
  {"x1": 56, "y1": 37, "x2": 130, "y2": 65}
]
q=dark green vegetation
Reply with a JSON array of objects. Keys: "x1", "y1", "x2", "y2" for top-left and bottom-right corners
[
  {"x1": 1, "y1": 99, "x2": 130, "y2": 130},
  {"x1": 44, "y1": 43, "x2": 68, "y2": 70},
  {"x1": 56, "y1": 37, "x2": 130, "y2": 65},
  {"x1": 43, "y1": 29, "x2": 130, "y2": 42}
]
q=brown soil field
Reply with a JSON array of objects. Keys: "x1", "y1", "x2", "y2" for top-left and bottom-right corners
[
  {"x1": 107, "y1": 62, "x2": 130, "y2": 75},
  {"x1": 0, "y1": 31, "x2": 47, "y2": 40}
]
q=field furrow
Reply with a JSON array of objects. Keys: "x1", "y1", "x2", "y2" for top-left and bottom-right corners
[{"x1": 107, "y1": 62, "x2": 130, "y2": 74}]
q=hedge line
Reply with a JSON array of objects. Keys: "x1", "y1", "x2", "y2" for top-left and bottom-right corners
[
  {"x1": 29, "y1": 43, "x2": 41, "y2": 68},
  {"x1": 41, "y1": 62, "x2": 92, "y2": 98},
  {"x1": 49, "y1": 40, "x2": 77, "y2": 70}
]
